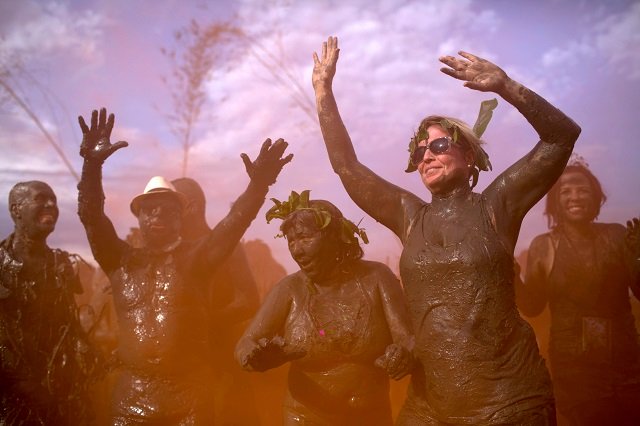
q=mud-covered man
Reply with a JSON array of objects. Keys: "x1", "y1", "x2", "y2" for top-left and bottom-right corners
[
  {"x1": 1, "y1": 181, "x2": 101, "y2": 424},
  {"x1": 76, "y1": 107, "x2": 291, "y2": 423}
]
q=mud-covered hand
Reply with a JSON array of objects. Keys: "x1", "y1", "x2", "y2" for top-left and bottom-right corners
[
  {"x1": 375, "y1": 343, "x2": 413, "y2": 380},
  {"x1": 78, "y1": 107, "x2": 128, "y2": 163},
  {"x1": 439, "y1": 51, "x2": 509, "y2": 94},
  {"x1": 241, "y1": 138, "x2": 293, "y2": 187},
  {"x1": 238, "y1": 336, "x2": 305, "y2": 372},
  {"x1": 626, "y1": 217, "x2": 640, "y2": 258},
  {"x1": 312, "y1": 36, "x2": 339, "y2": 90}
]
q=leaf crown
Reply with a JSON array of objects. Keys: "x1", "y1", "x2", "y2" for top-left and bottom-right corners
[
  {"x1": 405, "y1": 99, "x2": 498, "y2": 186},
  {"x1": 265, "y1": 190, "x2": 369, "y2": 245}
]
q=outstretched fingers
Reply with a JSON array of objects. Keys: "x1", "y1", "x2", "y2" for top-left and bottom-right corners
[
  {"x1": 78, "y1": 115, "x2": 90, "y2": 134},
  {"x1": 90, "y1": 109, "x2": 98, "y2": 132},
  {"x1": 106, "y1": 113, "x2": 115, "y2": 136}
]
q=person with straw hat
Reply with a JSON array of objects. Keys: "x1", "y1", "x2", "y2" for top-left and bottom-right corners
[{"x1": 76, "y1": 107, "x2": 292, "y2": 424}]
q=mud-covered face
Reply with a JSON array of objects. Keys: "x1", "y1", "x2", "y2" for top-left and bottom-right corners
[
  {"x1": 13, "y1": 182, "x2": 59, "y2": 239},
  {"x1": 136, "y1": 194, "x2": 182, "y2": 247},
  {"x1": 557, "y1": 171, "x2": 598, "y2": 225},
  {"x1": 416, "y1": 125, "x2": 473, "y2": 195},
  {"x1": 284, "y1": 215, "x2": 338, "y2": 283}
]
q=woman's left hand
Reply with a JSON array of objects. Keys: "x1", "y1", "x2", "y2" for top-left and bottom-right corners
[
  {"x1": 375, "y1": 343, "x2": 413, "y2": 380},
  {"x1": 439, "y1": 51, "x2": 508, "y2": 93},
  {"x1": 626, "y1": 217, "x2": 640, "y2": 256}
]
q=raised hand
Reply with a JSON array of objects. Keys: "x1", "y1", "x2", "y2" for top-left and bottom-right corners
[
  {"x1": 241, "y1": 138, "x2": 293, "y2": 187},
  {"x1": 78, "y1": 108, "x2": 128, "y2": 163},
  {"x1": 626, "y1": 217, "x2": 640, "y2": 257},
  {"x1": 439, "y1": 51, "x2": 509, "y2": 93},
  {"x1": 312, "y1": 36, "x2": 339, "y2": 90},
  {"x1": 375, "y1": 343, "x2": 413, "y2": 380}
]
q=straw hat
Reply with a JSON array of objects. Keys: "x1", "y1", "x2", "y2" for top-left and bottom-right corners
[{"x1": 130, "y1": 176, "x2": 188, "y2": 216}]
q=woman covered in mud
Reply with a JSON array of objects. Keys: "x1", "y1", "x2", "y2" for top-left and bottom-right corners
[
  {"x1": 235, "y1": 191, "x2": 414, "y2": 425},
  {"x1": 311, "y1": 37, "x2": 581, "y2": 424},
  {"x1": 518, "y1": 158, "x2": 640, "y2": 425}
]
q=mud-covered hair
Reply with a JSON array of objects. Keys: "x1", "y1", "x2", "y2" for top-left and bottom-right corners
[
  {"x1": 266, "y1": 191, "x2": 367, "y2": 263},
  {"x1": 405, "y1": 99, "x2": 496, "y2": 189}
]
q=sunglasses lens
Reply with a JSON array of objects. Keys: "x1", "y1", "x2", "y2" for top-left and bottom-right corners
[
  {"x1": 412, "y1": 146, "x2": 427, "y2": 166},
  {"x1": 429, "y1": 137, "x2": 450, "y2": 154}
]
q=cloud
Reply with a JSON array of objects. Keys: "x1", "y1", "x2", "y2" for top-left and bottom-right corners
[
  {"x1": 595, "y1": 2, "x2": 640, "y2": 79},
  {"x1": 541, "y1": 1, "x2": 640, "y2": 80},
  {"x1": 0, "y1": 1, "x2": 105, "y2": 66}
]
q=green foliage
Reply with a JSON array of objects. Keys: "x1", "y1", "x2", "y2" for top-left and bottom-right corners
[
  {"x1": 405, "y1": 99, "x2": 497, "y2": 175},
  {"x1": 265, "y1": 190, "x2": 369, "y2": 245}
]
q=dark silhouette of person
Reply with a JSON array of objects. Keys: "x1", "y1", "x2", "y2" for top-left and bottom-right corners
[
  {"x1": 236, "y1": 192, "x2": 414, "y2": 425},
  {"x1": 1, "y1": 180, "x2": 101, "y2": 424},
  {"x1": 518, "y1": 159, "x2": 640, "y2": 425},
  {"x1": 312, "y1": 36, "x2": 581, "y2": 424},
  {"x1": 172, "y1": 176, "x2": 261, "y2": 424},
  {"x1": 76, "y1": 107, "x2": 292, "y2": 423}
]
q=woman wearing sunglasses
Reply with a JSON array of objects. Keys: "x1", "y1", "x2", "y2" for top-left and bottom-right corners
[
  {"x1": 517, "y1": 158, "x2": 640, "y2": 425},
  {"x1": 312, "y1": 36, "x2": 581, "y2": 425}
]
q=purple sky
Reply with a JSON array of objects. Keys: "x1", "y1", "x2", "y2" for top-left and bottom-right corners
[{"x1": 1, "y1": 0, "x2": 639, "y2": 273}]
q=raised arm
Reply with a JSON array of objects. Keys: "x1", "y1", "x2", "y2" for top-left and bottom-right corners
[
  {"x1": 209, "y1": 244, "x2": 259, "y2": 325},
  {"x1": 77, "y1": 108, "x2": 129, "y2": 274},
  {"x1": 312, "y1": 37, "x2": 419, "y2": 239},
  {"x1": 517, "y1": 234, "x2": 554, "y2": 317},
  {"x1": 625, "y1": 217, "x2": 640, "y2": 300},
  {"x1": 440, "y1": 52, "x2": 581, "y2": 243},
  {"x1": 196, "y1": 138, "x2": 292, "y2": 273}
]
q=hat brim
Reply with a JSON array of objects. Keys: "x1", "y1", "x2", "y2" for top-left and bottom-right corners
[{"x1": 130, "y1": 190, "x2": 188, "y2": 216}]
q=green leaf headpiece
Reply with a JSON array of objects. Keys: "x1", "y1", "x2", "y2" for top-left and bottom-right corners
[
  {"x1": 405, "y1": 99, "x2": 497, "y2": 183},
  {"x1": 265, "y1": 190, "x2": 369, "y2": 245}
]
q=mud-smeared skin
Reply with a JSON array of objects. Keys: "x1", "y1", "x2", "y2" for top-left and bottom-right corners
[
  {"x1": 236, "y1": 209, "x2": 414, "y2": 425},
  {"x1": 1, "y1": 182, "x2": 100, "y2": 425},
  {"x1": 312, "y1": 37, "x2": 581, "y2": 424},
  {"x1": 522, "y1": 222, "x2": 640, "y2": 423},
  {"x1": 77, "y1": 108, "x2": 290, "y2": 423}
]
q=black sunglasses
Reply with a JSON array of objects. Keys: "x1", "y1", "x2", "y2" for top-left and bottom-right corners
[{"x1": 411, "y1": 137, "x2": 453, "y2": 166}]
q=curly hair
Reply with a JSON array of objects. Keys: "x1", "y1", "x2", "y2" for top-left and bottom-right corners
[
  {"x1": 280, "y1": 200, "x2": 364, "y2": 263},
  {"x1": 544, "y1": 163, "x2": 606, "y2": 229}
]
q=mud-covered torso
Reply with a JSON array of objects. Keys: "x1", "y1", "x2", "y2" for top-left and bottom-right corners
[
  {"x1": 109, "y1": 242, "x2": 211, "y2": 375},
  {"x1": 546, "y1": 224, "x2": 640, "y2": 408},
  {"x1": 0, "y1": 237, "x2": 96, "y2": 423},
  {"x1": 399, "y1": 193, "x2": 552, "y2": 423},
  {"x1": 281, "y1": 261, "x2": 394, "y2": 415}
]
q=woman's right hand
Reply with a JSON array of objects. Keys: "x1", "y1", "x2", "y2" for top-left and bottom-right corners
[
  {"x1": 312, "y1": 36, "x2": 339, "y2": 90},
  {"x1": 78, "y1": 107, "x2": 128, "y2": 163},
  {"x1": 238, "y1": 336, "x2": 305, "y2": 372},
  {"x1": 439, "y1": 51, "x2": 509, "y2": 94}
]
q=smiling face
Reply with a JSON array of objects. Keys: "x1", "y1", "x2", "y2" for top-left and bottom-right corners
[
  {"x1": 11, "y1": 181, "x2": 59, "y2": 240},
  {"x1": 283, "y1": 211, "x2": 339, "y2": 283},
  {"x1": 136, "y1": 193, "x2": 183, "y2": 247},
  {"x1": 416, "y1": 124, "x2": 474, "y2": 195},
  {"x1": 556, "y1": 170, "x2": 598, "y2": 225}
]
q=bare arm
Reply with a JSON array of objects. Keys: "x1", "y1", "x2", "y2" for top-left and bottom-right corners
[
  {"x1": 518, "y1": 234, "x2": 553, "y2": 317},
  {"x1": 235, "y1": 278, "x2": 304, "y2": 372},
  {"x1": 625, "y1": 218, "x2": 640, "y2": 300},
  {"x1": 209, "y1": 244, "x2": 259, "y2": 325},
  {"x1": 372, "y1": 263, "x2": 414, "y2": 380},
  {"x1": 196, "y1": 138, "x2": 292, "y2": 276},
  {"x1": 440, "y1": 52, "x2": 581, "y2": 245},
  {"x1": 77, "y1": 108, "x2": 129, "y2": 275},
  {"x1": 312, "y1": 37, "x2": 420, "y2": 240}
]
